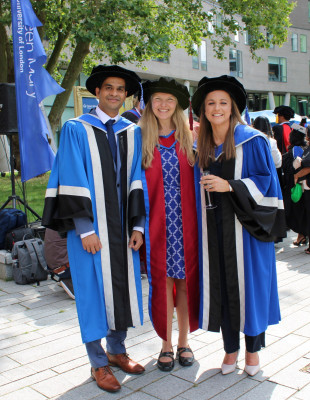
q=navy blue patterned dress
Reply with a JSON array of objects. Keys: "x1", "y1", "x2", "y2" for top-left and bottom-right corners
[{"x1": 159, "y1": 131, "x2": 185, "y2": 279}]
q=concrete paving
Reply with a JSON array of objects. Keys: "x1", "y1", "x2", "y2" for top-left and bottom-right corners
[{"x1": 0, "y1": 231, "x2": 310, "y2": 399}]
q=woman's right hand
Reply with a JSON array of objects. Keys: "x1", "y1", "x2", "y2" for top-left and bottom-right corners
[{"x1": 200, "y1": 174, "x2": 231, "y2": 192}]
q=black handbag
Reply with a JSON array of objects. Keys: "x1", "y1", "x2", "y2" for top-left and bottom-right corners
[{"x1": 5, "y1": 226, "x2": 35, "y2": 251}]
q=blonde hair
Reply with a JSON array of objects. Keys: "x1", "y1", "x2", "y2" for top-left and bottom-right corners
[
  {"x1": 197, "y1": 97, "x2": 245, "y2": 169},
  {"x1": 139, "y1": 96, "x2": 194, "y2": 169}
]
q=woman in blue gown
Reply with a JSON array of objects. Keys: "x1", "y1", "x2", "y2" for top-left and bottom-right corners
[{"x1": 191, "y1": 75, "x2": 286, "y2": 377}]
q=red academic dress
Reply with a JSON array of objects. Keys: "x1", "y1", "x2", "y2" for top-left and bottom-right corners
[{"x1": 141, "y1": 133, "x2": 200, "y2": 341}]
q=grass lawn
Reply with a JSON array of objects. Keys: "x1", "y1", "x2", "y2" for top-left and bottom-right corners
[{"x1": 0, "y1": 173, "x2": 49, "y2": 222}]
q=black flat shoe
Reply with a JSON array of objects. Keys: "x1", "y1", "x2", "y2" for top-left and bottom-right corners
[
  {"x1": 157, "y1": 350, "x2": 174, "y2": 372},
  {"x1": 176, "y1": 347, "x2": 194, "y2": 367},
  {"x1": 293, "y1": 236, "x2": 307, "y2": 246}
]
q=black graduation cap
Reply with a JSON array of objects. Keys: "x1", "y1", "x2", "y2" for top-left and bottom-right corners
[
  {"x1": 273, "y1": 105, "x2": 295, "y2": 120},
  {"x1": 86, "y1": 65, "x2": 141, "y2": 97},
  {"x1": 142, "y1": 77, "x2": 190, "y2": 110},
  {"x1": 191, "y1": 75, "x2": 247, "y2": 116}
]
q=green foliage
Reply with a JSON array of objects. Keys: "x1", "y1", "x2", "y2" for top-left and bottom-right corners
[
  {"x1": 0, "y1": 0, "x2": 11, "y2": 25},
  {"x1": 1, "y1": 0, "x2": 295, "y2": 72},
  {"x1": 1, "y1": 0, "x2": 295, "y2": 130}
]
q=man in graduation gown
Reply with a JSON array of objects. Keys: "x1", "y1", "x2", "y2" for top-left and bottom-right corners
[
  {"x1": 272, "y1": 105, "x2": 295, "y2": 154},
  {"x1": 42, "y1": 65, "x2": 146, "y2": 393},
  {"x1": 272, "y1": 105, "x2": 294, "y2": 189}
]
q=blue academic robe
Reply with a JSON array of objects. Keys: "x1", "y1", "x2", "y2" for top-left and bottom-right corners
[
  {"x1": 42, "y1": 114, "x2": 145, "y2": 343},
  {"x1": 195, "y1": 124, "x2": 286, "y2": 336}
]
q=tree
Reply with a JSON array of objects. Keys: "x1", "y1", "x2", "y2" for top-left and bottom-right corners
[{"x1": 1, "y1": 0, "x2": 294, "y2": 133}]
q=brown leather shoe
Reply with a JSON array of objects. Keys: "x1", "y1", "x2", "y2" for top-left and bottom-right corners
[
  {"x1": 91, "y1": 366, "x2": 121, "y2": 392},
  {"x1": 107, "y1": 352, "x2": 145, "y2": 374}
]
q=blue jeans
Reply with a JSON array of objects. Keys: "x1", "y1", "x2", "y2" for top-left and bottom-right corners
[{"x1": 85, "y1": 329, "x2": 127, "y2": 368}]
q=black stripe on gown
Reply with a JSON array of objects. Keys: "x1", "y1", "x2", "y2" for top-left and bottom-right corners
[
  {"x1": 93, "y1": 127, "x2": 133, "y2": 330},
  {"x1": 207, "y1": 158, "x2": 241, "y2": 333}
]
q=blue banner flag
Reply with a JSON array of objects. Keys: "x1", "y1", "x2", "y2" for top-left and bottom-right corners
[
  {"x1": 244, "y1": 106, "x2": 251, "y2": 125},
  {"x1": 11, "y1": 0, "x2": 65, "y2": 182}
]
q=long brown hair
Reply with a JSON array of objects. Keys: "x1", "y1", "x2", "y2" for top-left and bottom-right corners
[
  {"x1": 197, "y1": 96, "x2": 245, "y2": 169},
  {"x1": 139, "y1": 96, "x2": 194, "y2": 169}
]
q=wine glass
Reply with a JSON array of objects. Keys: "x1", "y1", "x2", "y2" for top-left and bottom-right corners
[{"x1": 202, "y1": 170, "x2": 217, "y2": 210}]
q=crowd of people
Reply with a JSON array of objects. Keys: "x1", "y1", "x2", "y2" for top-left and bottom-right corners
[{"x1": 42, "y1": 65, "x2": 307, "y2": 393}]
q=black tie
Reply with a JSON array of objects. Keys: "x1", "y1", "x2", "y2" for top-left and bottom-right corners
[{"x1": 105, "y1": 119, "x2": 117, "y2": 164}]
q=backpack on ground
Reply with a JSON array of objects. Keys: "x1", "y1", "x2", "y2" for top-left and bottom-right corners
[
  {"x1": 12, "y1": 238, "x2": 48, "y2": 285},
  {"x1": 0, "y1": 208, "x2": 27, "y2": 249}
]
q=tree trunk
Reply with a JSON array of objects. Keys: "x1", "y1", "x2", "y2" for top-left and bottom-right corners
[
  {"x1": 45, "y1": 29, "x2": 71, "y2": 75},
  {"x1": 48, "y1": 40, "x2": 90, "y2": 134},
  {"x1": 6, "y1": 36, "x2": 14, "y2": 83},
  {"x1": 0, "y1": 22, "x2": 8, "y2": 82}
]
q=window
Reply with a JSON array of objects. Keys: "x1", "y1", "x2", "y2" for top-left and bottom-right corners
[
  {"x1": 200, "y1": 41, "x2": 207, "y2": 71},
  {"x1": 216, "y1": 14, "x2": 223, "y2": 29},
  {"x1": 267, "y1": 32, "x2": 274, "y2": 49},
  {"x1": 244, "y1": 31, "x2": 252, "y2": 45},
  {"x1": 229, "y1": 49, "x2": 243, "y2": 78},
  {"x1": 207, "y1": 11, "x2": 214, "y2": 33},
  {"x1": 153, "y1": 56, "x2": 169, "y2": 63},
  {"x1": 247, "y1": 93, "x2": 268, "y2": 111},
  {"x1": 192, "y1": 42, "x2": 207, "y2": 71},
  {"x1": 233, "y1": 23, "x2": 239, "y2": 42},
  {"x1": 192, "y1": 44, "x2": 199, "y2": 69},
  {"x1": 273, "y1": 94, "x2": 286, "y2": 108},
  {"x1": 291, "y1": 33, "x2": 298, "y2": 52},
  {"x1": 268, "y1": 57, "x2": 287, "y2": 82},
  {"x1": 301, "y1": 34, "x2": 307, "y2": 53},
  {"x1": 308, "y1": 1, "x2": 310, "y2": 22}
]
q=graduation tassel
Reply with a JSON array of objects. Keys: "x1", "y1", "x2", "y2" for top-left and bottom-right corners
[
  {"x1": 139, "y1": 82, "x2": 145, "y2": 110},
  {"x1": 189, "y1": 101, "x2": 193, "y2": 131}
]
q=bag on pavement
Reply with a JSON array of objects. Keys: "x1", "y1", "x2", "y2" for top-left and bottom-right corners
[
  {"x1": 4, "y1": 226, "x2": 35, "y2": 251},
  {"x1": 0, "y1": 208, "x2": 27, "y2": 249},
  {"x1": 12, "y1": 238, "x2": 48, "y2": 285}
]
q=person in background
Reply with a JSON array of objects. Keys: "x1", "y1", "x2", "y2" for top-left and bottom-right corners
[
  {"x1": 192, "y1": 75, "x2": 285, "y2": 377},
  {"x1": 44, "y1": 228, "x2": 74, "y2": 299},
  {"x1": 293, "y1": 128, "x2": 310, "y2": 254},
  {"x1": 253, "y1": 116, "x2": 282, "y2": 168},
  {"x1": 272, "y1": 106, "x2": 295, "y2": 154},
  {"x1": 140, "y1": 77, "x2": 199, "y2": 372},
  {"x1": 43, "y1": 65, "x2": 146, "y2": 393},
  {"x1": 300, "y1": 117, "x2": 307, "y2": 128},
  {"x1": 282, "y1": 124, "x2": 308, "y2": 247},
  {"x1": 121, "y1": 91, "x2": 142, "y2": 123},
  {"x1": 272, "y1": 106, "x2": 295, "y2": 189}
]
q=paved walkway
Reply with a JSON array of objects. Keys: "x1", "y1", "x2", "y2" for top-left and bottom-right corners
[{"x1": 0, "y1": 231, "x2": 310, "y2": 400}]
